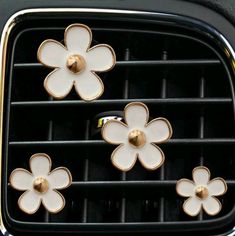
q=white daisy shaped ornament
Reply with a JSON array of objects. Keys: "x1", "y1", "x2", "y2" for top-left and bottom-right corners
[
  {"x1": 102, "y1": 102, "x2": 172, "y2": 171},
  {"x1": 37, "y1": 24, "x2": 116, "y2": 101},
  {"x1": 9, "y1": 153, "x2": 72, "y2": 214},
  {"x1": 176, "y1": 166, "x2": 227, "y2": 216}
]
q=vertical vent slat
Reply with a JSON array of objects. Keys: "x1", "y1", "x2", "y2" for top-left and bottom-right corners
[{"x1": 120, "y1": 48, "x2": 130, "y2": 223}]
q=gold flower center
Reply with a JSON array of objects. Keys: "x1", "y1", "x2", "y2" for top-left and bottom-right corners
[
  {"x1": 66, "y1": 54, "x2": 86, "y2": 74},
  {"x1": 128, "y1": 130, "x2": 146, "y2": 148},
  {"x1": 195, "y1": 186, "x2": 209, "y2": 199},
  {"x1": 33, "y1": 177, "x2": 49, "y2": 194}
]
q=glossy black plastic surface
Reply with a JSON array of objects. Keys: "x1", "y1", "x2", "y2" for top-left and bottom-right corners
[{"x1": 1, "y1": 10, "x2": 235, "y2": 235}]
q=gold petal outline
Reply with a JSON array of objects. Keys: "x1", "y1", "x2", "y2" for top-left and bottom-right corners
[
  {"x1": 64, "y1": 23, "x2": 92, "y2": 53},
  {"x1": 202, "y1": 196, "x2": 222, "y2": 216},
  {"x1": 88, "y1": 44, "x2": 116, "y2": 72},
  {"x1": 176, "y1": 178, "x2": 195, "y2": 197},
  {"x1": 207, "y1": 177, "x2": 228, "y2": 197},
  {"x1": 147, "y1": 117, "x2": 173, "y2": 144},
  {"x1": 101, "y1": 119, "x2": 128, "y2": 145},
  {"x1": 192, "y1": 166, "x2": 211, "y2": 185},
  {"x1": 124, "y1": 102, "x2": 149, "y2": 127},
  {"x1": 9, "y1": 168, "x2": 33, "y2": 191},
  {"x1": 48, "y1": 167, "x2": 72, "y2": 190},
  {"x1": 18, "y1": 190, "x2": 42, "y2": 215},
  {"x1": 74, "y1": 71, "x2": 104, "y2": 101},
  {"x1": 41, "y1": 189, "x2": 66, "y2": 214},
  {"x1": 182, "y1": 197, "x2": 202, "y2": 217},
  {"x1": 29, "y1": 153, "x2": 52, "y2": 175},
  {"x1": 110, "y1": 144, "x2": 137, "y2": 172},
  {"x1": 37, "y1": 39, "x2": 68, "y2": 69},
  {"x1": 43, "y1": 68, "x2": 74, "y2": 99},
  {"x1": 137, "y1": 143, "x2": 165, "y2": 171}
]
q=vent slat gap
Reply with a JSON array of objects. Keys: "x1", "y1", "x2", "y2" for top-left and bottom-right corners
[
  {"x1": 44, "y1": 96, "x2": 54, "y2": 222},
  {"x1": 120, "y1": 48, "x2": 130, "y2": 223},
  {"x1": 82, "y1": 120, "x2": 90, "y2": 223},
  {"x1": 198, "y1": 75, "x2": 205, "y2": 221},
  {"x1": 158, "y1": 50, "x2": 168, "y2": 222}
]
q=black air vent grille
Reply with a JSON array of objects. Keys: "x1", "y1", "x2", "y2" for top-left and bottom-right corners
[{"x1": 2, "y1": 11, "x2": 235, "y2": 235}]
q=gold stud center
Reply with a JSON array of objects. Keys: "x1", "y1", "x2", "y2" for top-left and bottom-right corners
[
  {"x1": 128, "y1": 130, "x2": 146, "y2": 148},
  {"x1": 33, "y1": 177, "x2": 49, "y2": 193},
  {"x1": 195, "y1": 186, "x2": 209, "y2": 199},
  {"x1": 66, "y1": 54, "x2": 86, "y2": 74}
]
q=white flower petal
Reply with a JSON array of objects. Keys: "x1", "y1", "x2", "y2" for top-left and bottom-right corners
[
  {"x1": 74, "y1": 71, "x2": 104, "y2": 101},
  {"x1": 111, "y1": 144, "x2": 137, "y2": 171},
  {"x1": 65, "y1": 24, "x2": 91, "y2": 53},
  {"x1": 176, "y1": 179, "x2": 195, "y2": 197},
  {"x1": 137, "y1": 143, "x2": 164, "y2": 170},
  {"x1": 30, "y1": 153, "x2": 51, "y2": 176},
  {"x1": 42, "y1": 190, "x2": 65, "y2": 213},
  {"x1": 18, "y1": 190, "x2": 41, "y2": 214},
  {"x1": 48, "y1": 167, "x2": 72, "y2": 190},
  {"x1": 86, "y1": 45, "x2": 115, "y2": 72},
  {"x1": 208, "y1": 178, "x2": 227, "y2": 196},
  {"x1": 202, "y1": 196, "x2": 221, "y2": 216},
  {"x1": 102, "y1": 120, "x2": 128, "y2": 144},
  {"x1": 146, "y1": 118, "x2": 172, "y2": 143},
  {"x1": 44, "y1": 69, "x2": 74, "y2": 99},
  {"x1": 10, "y1": 169, "x2": 33, "y2": 191},
  {"x1": 183, "y1": 197, "x2": 202, "y2": 216},
  {"x1": 37, "y1": 40, "x2": 67, "y2": 68},
  {"x1": 192, "y1": 166, "x2": 210, "y2": 186},
  {"x1": 124, "y1": 102, "x2": 149, "y2": 128}
]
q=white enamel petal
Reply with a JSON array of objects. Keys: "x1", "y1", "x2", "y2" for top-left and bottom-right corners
[
  {"x1": 183, "y1": 197, "x2": 202, "y2": 216},
  {"x1": 38, "y1": 40, "x2": 67, "y2": 67},
  {"x1": 102, "y1": 120, "x2": 128, "y2": 144},
  {"x1": 18, "y1": 190, "x2": 41, "y2": 214},
  {"x1": 137, "y1": 143, "x2": 164, "y2": 170},
  {"x1": 176, "y1": 179, "x2": 195, "y2": 197},
  {"x1": 111, "y1": 144, "x2": 137, "y2": 171},
  {"x1": 146, "y1": 118, "x2": 172, "y2": 143},
  {"x1": 125, "y1": 103, "x2": 149, "y2": 128},
  {"x1": 86, "y1": 45, "x2": 115, "y2": 72},
  {"x1": 208, "y1": 178, "x2": 227, "y2": 196},
  {"x1": 10, "y1": 169, "x2": 33, "y2": 191},
  {"x1": 192, "y1": 166, "x2": 210, "y2": 186},
  {"x1": 30, "y1": 153, "x2": 51, "y2": 176},
  {"x1": 74, "y1": 71, "x2": 104, "y2": 101},
  {"x1": 202, "y1": 196, "x2": 221, "y2": 215},
  {"x1": 65, "y1": 24, "x2": 91, "y2": 53},
  {"x1": 44, "y1": 69, "x2": 74, "y2": 99},
  {"x1": 42, "y1": 190, "x2": 65, "y2": 213},
  {"x1": 48, "y1": 168, "x2": 72, "y2": 190}
]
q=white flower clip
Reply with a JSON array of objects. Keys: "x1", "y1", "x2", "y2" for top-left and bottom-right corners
[
  {"x1": 9, "y1": 153, "x2": 72, "y2": 214},
  {"x1": 37, "y1": 24, "x2": 116, "y2": 101},
  {"x1": 176, "y1": 166, "x2": 227, "y2": 216},
  {"x1": 102, "y1": 102, "x2": 172, "y2": 171}
]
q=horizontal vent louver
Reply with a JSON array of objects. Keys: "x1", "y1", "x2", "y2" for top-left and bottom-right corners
[{"x1": 2, "y1": 12, "x2": 235, "y2": 235}]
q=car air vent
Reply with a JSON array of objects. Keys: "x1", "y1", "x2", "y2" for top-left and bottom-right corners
[{"x1": 2, "y1": 10, "x2": 235, "y2": 235}]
